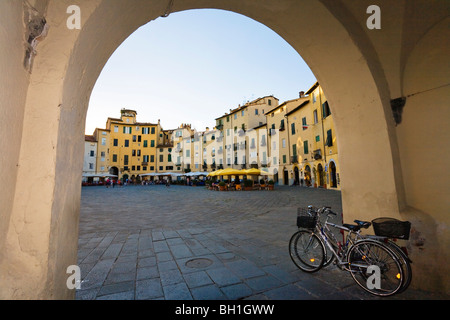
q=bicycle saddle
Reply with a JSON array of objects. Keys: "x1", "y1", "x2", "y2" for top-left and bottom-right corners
[{"x1": 343, "y1": 220, "x2": 371, "y2": 231}]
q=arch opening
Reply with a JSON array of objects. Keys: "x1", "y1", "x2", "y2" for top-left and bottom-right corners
[{"x1": 6, "y1": 0, "x2": 442, "y2": 299}]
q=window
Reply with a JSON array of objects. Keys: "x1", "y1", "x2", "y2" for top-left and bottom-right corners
[
  {"x1": 326, "y1": 129, "x2": 333, "y2": 147},
  {"x1": 90, "y1": 150, "x2": 94, "y2": 157},
  {"x1": 124, "y1": 155, "x2": 129, "y2": 165},
  {"x1": 123, "y1": 126, "x2": 132, "y2": 134},
  {"x1": 132, "y1": 166, "x2": 135, "y2": 171},
  {"x1": 168, "y1": 154, "x2": 172, "y2": 162},
  {"x1": 101, "y1": 138, "x2": 106, "y2": 146},
  {"x1": 143, "y1": 155, "x2": 149, "y2": 162},
  {"x1": 89, "y1": 163, "x2": 94, "y2": 170},
  {"x1": 302, "y1": 117, "x2": 307, "y2": 130},
  {"x1": 150, "y1": 140, "x2": 155, "y2": 147},
  {"x1": 291, "y1": 123, "x2": 296, "y2": 135},
  {"x1": 255, "y1": 109, "x2": 258, "y2": 115},
  {"x1": 113, "y1": 139, "x2": 118, "y2": 147},
  {"x1": 151, "y1": 127, "x2": 155, "y2": 134},
  {"x1": 241, "y1": 110, "x2": 244, "y2": 116},
  {"x1": 283, "y1": 155, "x2": 286, "y2": 164},
  {"x1": 268, "y1": 99, "x2": 272, "y2": 106},
  {"x1": 112, "y1": 154, "x2": 117, "y2": 162},
  {"x1": 303, "y1": 140, "x2": 309, "y2": 154},
  {"x1": 133, "y1": 135, "x2": 137, "y2": 142},
  {"x1": 313, "y1": 110, "x2": 318, "y2": 124},
  {"x1": 143, "y1": 140, "x2": 148, "y2": 147},
  {"x1": 138, "y1": 135, "x2": 141, "y2": 142},
  {"x1": 137, "y1": 166, "x2": 141, "y2": 171},
  {"x1": 137, "y1": 150, "x2": 141, "y2": 156},
  {"x1": 234, "y1": 113, "x2": 237, "y2": 119},
  {"x1": 159, "y1": 166, "x2": 163, "y2": 171},
  {"x1": 322, "y1": 101, "x2": 331, "y2": 118},
  {"x1": 313, "y1": 92, "x2": 316, "y2": 103},
  {"x1": 159, "y1": 155, "x2": 164, "y2": 162},
  {"x1": 316, "y1": 135, "x2": 320, "y2": 142},
  {"x1": 142, "y1": 127, "x2": 149, "y2": 134},
  {"x1": 132, "y1": 150, "x2": 136, "y2": 157},
  {"x1": 114, "y1": 126, "x2": 119, "y2": 133},
  {"x1": 292, "y1": 144, "x2": 297, "y2": 156},
  {"x1": 124, "y1": 140, "x2": 129, "y2": 147}
]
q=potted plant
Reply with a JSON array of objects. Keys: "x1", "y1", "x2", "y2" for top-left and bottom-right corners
[
  {"x1": 244, "y1": 179, "x2": 253, "y2": 191},
  {"x1": 268, "y1": 179, "x2": 275, "y2": 190},
  {"x1": 218, "y1": 181, "x2": 226, "y2": 191}
]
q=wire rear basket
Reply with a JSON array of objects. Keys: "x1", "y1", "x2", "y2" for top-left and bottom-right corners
[
  {"x1": 297, "y1": 208, "x2": 318, "y2": 229},
  {"x1": 372, "y1": 217, "x2": 411, "y2": 240}
]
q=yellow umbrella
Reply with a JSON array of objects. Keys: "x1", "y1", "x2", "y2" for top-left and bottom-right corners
[
  {"x1": 208, "y1": 169, "x2": 223, "y2": 177},
  {"x1": 243, "y1": 168, "x2": 261, "y2": 175},
  {"x1": 219, "y1": 168, "x2": 245, "y2": 176}
]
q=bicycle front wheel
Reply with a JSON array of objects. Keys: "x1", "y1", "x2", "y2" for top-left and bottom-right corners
[
  {"x1": 289, "y1": 230, "x2": 325, "y2": 273},
  {"x1": 347, "y1": 240, "x2": 403, "y2": 297}
]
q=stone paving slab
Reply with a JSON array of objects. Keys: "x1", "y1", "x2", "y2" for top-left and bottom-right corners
[{"x1": 76, "y1": 185, "x2": 449, "y2": 300}]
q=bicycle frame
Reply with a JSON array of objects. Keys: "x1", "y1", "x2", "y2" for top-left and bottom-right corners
[{"x1": 314, "y1": 210, "x2": 371, "y2": 271}]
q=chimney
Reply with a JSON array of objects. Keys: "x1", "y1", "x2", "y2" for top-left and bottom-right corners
[{"x1": 299, "y1": 91, "x2": 305, "y2": 98}]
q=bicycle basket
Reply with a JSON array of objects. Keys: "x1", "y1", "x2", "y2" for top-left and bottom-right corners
[
  {"x1": 371, "y1": 217, "x2": 411, "y2": 240},
  {"x1": 297, "y1": 208, "x2": 318, "y2": 229}
]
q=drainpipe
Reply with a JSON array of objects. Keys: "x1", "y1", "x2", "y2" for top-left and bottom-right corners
[{"x1": 319, "y1": 86, "x2": 327, "y2": 186}]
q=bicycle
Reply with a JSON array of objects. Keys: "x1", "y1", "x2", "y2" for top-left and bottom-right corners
[{"x1": 289, "y1": 206, "x2": 411, "y2": 297}]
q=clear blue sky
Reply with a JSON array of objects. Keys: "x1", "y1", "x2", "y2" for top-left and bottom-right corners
[{"x1": 85, "y1": 9, "x2": 316, "y2": 134}]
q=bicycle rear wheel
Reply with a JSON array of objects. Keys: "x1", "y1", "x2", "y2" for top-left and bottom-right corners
[
  {"x1": 289, "y1": 230, "x2": 325, "y2": 273},
  {"x1": 385, "y1": 241, "x2": 412, "y2": 293},
  {"x1": 347, "y1": 240, "x2": 403, "y2": 297}
]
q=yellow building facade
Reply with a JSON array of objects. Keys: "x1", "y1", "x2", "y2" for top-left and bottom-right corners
[
  {"x1": 284, "y1": 83, "x2": 340, "y2": 189},
  {"x1": 105, "y1": 109, "x2": 160, "y2": 182},
  {"x1": 93, "y1": 128, "x2": 110, "y2": 176}
]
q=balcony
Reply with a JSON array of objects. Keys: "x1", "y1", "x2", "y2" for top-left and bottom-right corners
[
  {"x1": 313, "y1": 149, "x2": 322, "y2": 160},
  {"x1": 291, "y1": 155, "x2": 299, "y2": 164}
]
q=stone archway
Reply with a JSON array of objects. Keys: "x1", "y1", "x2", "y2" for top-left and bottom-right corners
[{"x1": 1, "y1": 0, "x2": 449, "y2": 299}]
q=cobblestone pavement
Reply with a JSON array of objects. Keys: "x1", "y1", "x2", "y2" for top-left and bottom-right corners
[{"x1": 76, "y1": 185, "x2": 447, "y2": 300}]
